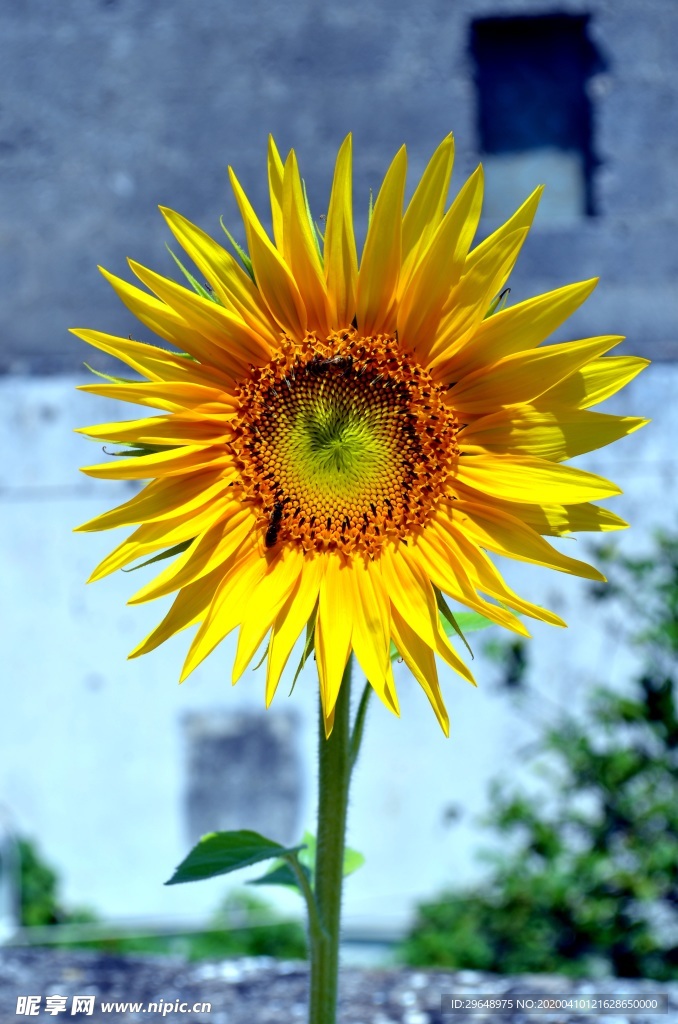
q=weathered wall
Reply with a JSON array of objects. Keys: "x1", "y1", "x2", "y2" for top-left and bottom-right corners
[{"x1": 0, "y1": 0, "x2": 675, "y2": 373}]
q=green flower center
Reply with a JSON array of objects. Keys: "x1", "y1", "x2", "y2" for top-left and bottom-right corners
[{"x1": 233, "y1": 331, "x2": 460, "y2": 556}]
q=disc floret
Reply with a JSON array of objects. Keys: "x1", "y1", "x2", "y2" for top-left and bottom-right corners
[{"x1": 231, "y1": 328, "x2": 460, "y2": 557}]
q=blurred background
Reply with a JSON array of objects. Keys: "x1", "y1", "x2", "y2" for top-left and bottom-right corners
[{"x1": 0, "y1": 0, "x2": 676, "y2": 975}]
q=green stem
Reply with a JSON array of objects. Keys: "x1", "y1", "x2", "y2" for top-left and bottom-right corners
[
  {"x1": 308, "y1": 658, "x2": 353, "y2": 1024},
  {"x1": 349, "y1": 682, "x2": 372, "y2": 770},
  {"x1": 287, "y1": 852, "x2": 325, "y2": 945}
]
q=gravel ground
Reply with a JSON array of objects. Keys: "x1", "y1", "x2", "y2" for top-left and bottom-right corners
[{"x1": 0, "y1": 949, "x2": 676, "y2": 1023}]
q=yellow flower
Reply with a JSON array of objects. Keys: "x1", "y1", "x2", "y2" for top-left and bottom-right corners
[{"x1": 74, "y1": 135, "x2": 648, "y2": 735}]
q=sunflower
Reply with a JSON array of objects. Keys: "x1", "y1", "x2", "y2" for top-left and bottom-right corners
[{"x1": 74, "y1": 135, "x2": 647, "y2": 735}]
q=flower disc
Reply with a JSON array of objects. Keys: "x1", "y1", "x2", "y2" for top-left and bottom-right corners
[{"x1": 233, "y1": 329, "x2": 460, "y2": 556}]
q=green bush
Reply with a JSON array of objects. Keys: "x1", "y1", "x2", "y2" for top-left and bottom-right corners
[
  {"x1": 16, "y1": 837, "x2": 94, "y2": 927},
  {"x1": 401, "y1": 532, "x2": 678, "y2": 979}
]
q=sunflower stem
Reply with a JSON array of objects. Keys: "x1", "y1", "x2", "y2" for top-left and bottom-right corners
[{"x1": 309, "y1": 657, "x2": 353, "y2": 1024}]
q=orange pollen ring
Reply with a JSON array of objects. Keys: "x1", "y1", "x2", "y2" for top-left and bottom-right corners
[{"x1": 230, "y1": 329, "x2": 460, "y2": 557}]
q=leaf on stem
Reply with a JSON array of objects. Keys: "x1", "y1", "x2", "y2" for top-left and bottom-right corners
[{"x1": 165, "y1": 830, "x2": 304, "y2": 885}]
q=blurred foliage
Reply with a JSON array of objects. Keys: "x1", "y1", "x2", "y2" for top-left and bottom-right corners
[
  {"x1": 16, "y1": 837, "x2": 305, "y2": 959},
  {"x1": 401, "y1": 531, "x2": 678, "y2": 979},
  {"x1": 66, "y1": 891, "x2": 307, "y2": 961},
  {"x1": 17, "y1": 837, "x2": 95, "y2": 927}
]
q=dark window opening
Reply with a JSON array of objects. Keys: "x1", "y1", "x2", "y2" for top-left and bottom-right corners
[{"x1": 470, "y1": 14, "x2": 606, "y2": 217}]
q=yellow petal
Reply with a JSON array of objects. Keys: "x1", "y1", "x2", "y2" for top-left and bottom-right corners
[
  {"x1": 233, "y1": 546, "x2": 305, "y2": 682},
  {"x1": 129, "y1": 259, "x2": 270, "y2": 371},
  {"x1": 398, "y1": 166, "x2": 484, "y2": 358},
  {"x1": 434, "y1": 278, "x2": 598, "y2": 380},
  {"x1": 410, "y1": 525, "x2": 529, "y2": 637},
  {"x1": 348, "y1": 559, "x2": 399, "y2": 715},
  {"x1": 429, "y1": 228, "x2": 529, "y2": 365},
  {"x1": 448, "y1": 336, "x2": 623, "y2": 413},
  {"x1": 180, "y1": 543, "x2": 269, "y2": 681},
  {"x1": 129, "y1": 508, "x2": 257, "y2": 604},
  {"x1": 80, "y1": 444, "x2": 232, "y2": 481},
  {"x1": 535, "y1": 355, "x2": 651, "y2": 409},
  {"x1": 128, "y1": 564, "x2": 225, "y2": 659},
  {"x1": 70, "y1": 328, "x2": 218, "y2": 387},
  {"x1": 229, "y1": 166, "x2": 308, "y2": 339},
  {"x1": 267, "y1": 135, "x2": 286, "y2": 252},
  {"x1": 98, "y1": 268, "x2": 236, "y2": 384},
  {"x1": 315, "y1": 554, "x2": 353, "y2": 717},
  {"x1": 160, "y1": 206, "x2": 280, "y2": 348},
  {"x1": 460, "y1": 405, "x2": 648, "y2": 462},
  {"x1": 87, "y1": 498, "x2": 231, "y2": 582},
  {"x1": 355, "y1": 145, "x2": 407, "y2": 335},
  {"x1": 461, "y1": 498, "x2": 628, "y2": 537},
  {"x1": 453, "y1": 454, "x2": 622, "y2": 505},
  {"x1": 76, "y1": 380, "x2": 236, "y2": 414},
  {"x1": 324, "y1": 134, "x2": 358, "y2": 330},
  {"x1": 75, "y1": 471, "x2": 227, "y2": 533},
  {"x1": 266, "y1": 556, "x2": 324, "y2": 706},
  {"x1": 451, "y1": 499, "x2": 605, "y2": 581},
  {"x1": 384, "y1": 545, "x2": 480, "y2": 681},
  {"x1": 400, "y1": 134, "x2": 455, "y2": 292},
  {"x1": 76, "y1": 411, "x2": 233, "y2": 448},
  {"x1": 463, "y1": 185, "x2": 543, "y2": 276},
  {"x1": 390, "y1": 607, "x2": 450, "y2": 736},
  {"x1": 437, "y1": 517, "x2": 566, "y2": 627},
  {"x1": 282, "y1": 150, "x2": 331, "y2": 335}
]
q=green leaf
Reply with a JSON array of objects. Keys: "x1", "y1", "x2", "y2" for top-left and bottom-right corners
[
  {"x1": 166, "y1": 245, "x2": 221, "y2": 304},
  {"x1": 452, "y1": 612, "x2": 500, "y2": 632},
  {"x1": 342, "y1": 846, "x2": 366, "y2": 876},
  {"x1": 165, "y1": 830, "x2": 304, "y2": 886},
  {"x1": 121, "y1": 539, "x2": 193, "y2": 573},
  {"x1": 220, "y1": 218, "x2": 255, "y2": 281},
  {"x1": 250, "y1": 831, "x2": 365, "y2": 893},
  {"x1": 250, "y1": 861, "x2": 311, "y2": 891}
]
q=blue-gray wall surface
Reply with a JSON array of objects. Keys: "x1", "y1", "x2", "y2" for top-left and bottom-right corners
[{"x1": 0, "y1": 0, "x2": 675, "y2": 374}]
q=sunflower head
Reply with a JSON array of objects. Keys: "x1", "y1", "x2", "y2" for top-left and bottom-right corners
[{"x1": 74, "y1": 134, "x2": 648, "y2": 735}]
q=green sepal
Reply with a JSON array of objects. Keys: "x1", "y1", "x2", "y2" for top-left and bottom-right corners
[
  {"x1": 103, "y1": 442, "x2": 174, "y2": 458},
  {"x1": 165, "y1": 830, "x2": 304, "y2": 885},
  {"x1": 83, "y1": 363, "x2": 137, "y2": 385},
  {"x1": 435, "y1": 588, "x2": 475, "y2": 660},
  {"x1": 121, "y1": 539, "x2": 193, "y2": 573},
  {"x1": 289, "y1": 605, "x2": 317, "y2": 695},
  {"x1": 301, "y1": 178, "x2": 323, "y2": 263},
  {"x1": 484, "y1": 287, "x2": 511, "y2": 319},
  {"x1": 220, "y1": 218, "x2": 255, "y2": 281},
  {"x1": 166, "y1": 245, "x2": 221, "y2": 304},
  {"x1": 252, "y1": 641, "x2": 270, "y2": 672}
]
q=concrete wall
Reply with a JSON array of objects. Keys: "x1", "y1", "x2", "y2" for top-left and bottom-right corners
[
  {"x1": 0, "y1": 0, "x2": 675, "y2": 374},
  {"x1": 0, "y1": 0, "x2": 675, "y2": 935},
  {"x1": 0, "y1": 365, "x2": 667, "y2": 933}
]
